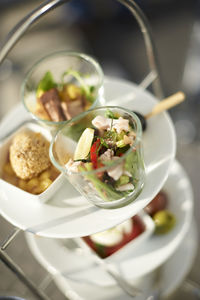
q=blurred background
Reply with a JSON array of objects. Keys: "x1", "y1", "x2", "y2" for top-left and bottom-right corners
[{"x1": 0, "y1": 0, "x2": 200, "y2": 299}]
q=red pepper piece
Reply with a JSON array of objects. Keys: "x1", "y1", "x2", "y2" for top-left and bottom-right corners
[{"x1": 90, "y1": 138, "x2": 101, "y2": 169}]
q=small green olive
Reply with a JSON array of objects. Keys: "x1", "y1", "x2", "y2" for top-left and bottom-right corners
[{"x1": 153, "y1": 210, "x2": 176, "y2": 234}]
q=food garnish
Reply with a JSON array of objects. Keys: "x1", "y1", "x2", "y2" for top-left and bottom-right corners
[
  {"x1": 74, "y1": 128, "x2": 94, "y2": 161},
  {"x1": 34, "y1": 70, "x2": 95, "y2": 122}
]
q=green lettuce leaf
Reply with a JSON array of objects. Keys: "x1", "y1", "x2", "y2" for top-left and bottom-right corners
[{"x1": 36, "y1": 71, "x2": 56, "y2": 97}]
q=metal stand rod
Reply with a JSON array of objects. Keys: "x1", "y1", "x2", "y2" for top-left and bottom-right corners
[
  {"x1": 118, "y1": 0, "x2": 164, "y2": 98},
  {"x1": 1, "y1": 228, "x2": 21, "y2": 250},
  {"x1": 0, "y1": 0, "x2": 164, "y2": 99},
  {"x1": 0, "y1": 249, "x2": 50, "y2": 300},
  {"x1": 39, "y1": 274, "x2": 53, "y2": 291},
  {"x1": 0, "y1": 228, "x2": 50, "y2": 299},
  {"x1": 139, "y1": 71, "x2": 158, "y2": 90}
]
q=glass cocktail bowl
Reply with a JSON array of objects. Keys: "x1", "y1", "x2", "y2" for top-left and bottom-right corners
[
  {"x1": 49, "y1": 106, "x2": 145, "y2": 209},
  {"x1": 21, "y1": 51, "x2": 104, "y2": 132}
]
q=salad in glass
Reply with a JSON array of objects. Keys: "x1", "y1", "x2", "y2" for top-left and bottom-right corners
[
  {"x1": 50, "y1": 106, "x2": 145, "y2": 209},
  {"x1": 22, "y1": 51, "x2": 104, "y2": 131}
]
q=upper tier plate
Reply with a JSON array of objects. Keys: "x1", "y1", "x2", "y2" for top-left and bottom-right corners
[{"x1": 0, "y1": 76, "x2": 176, "y2": 238}]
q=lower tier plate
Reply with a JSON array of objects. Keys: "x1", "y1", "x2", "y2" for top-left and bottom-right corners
[
  {"x1": 25, "y1": 159, "x2": 194, "y2": 287},
  {"x1": 25, "y1": 221, "x2": 198, "y2": 299}
]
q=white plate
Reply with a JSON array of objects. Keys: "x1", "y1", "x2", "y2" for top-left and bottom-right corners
[
  {"x1": 25, "y1": 222, "x2": 198, "y2": 300},
  {"x1": 25, "y1": 159, "x2": 194, "y2": 288},
  {"x1": 0, "y1": 76, "x2": 176, "y2": 238}
]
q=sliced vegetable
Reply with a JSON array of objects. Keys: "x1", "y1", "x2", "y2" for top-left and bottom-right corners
[
  {"x1": 125, "y1": 149, "x2": 140, "y2": 176},
  {"x1": 90, "y1": 138, "x2": 101, "y2": 168},
  {"x1": 36, "y1": 71, "x2": 56, "y2": 98},
  {"x1": 80, "y1": 163, "x2": 126, "y2": 201},
  {"x1": 74, "y1": 128, "x2": 95, "y2": 160},
  {"x1": 116, "y1": 175, "x2": 130, "y2": 187},
  {"x1": 116, "y1": 140, "x2": 126, "y2": 148},
  {"x1": 62, "y1": 69, "x2": 94, "y2": 103}
]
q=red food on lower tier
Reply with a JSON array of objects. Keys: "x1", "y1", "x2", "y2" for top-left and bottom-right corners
[{"x1": 82, "y1": 215, "x2": 145, "y2": 259}]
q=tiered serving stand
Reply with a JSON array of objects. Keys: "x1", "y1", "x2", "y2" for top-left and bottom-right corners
[{"x1": 0, "y1": 1, "x2": 197, "y2": 299}]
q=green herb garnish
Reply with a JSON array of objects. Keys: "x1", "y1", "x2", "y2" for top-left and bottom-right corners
[
  {"x1": 61, "y1": 69, "x2": 94, "y2": 103},
  {"x1": 99, "y1": 137, "x2": 109, "y2": 148},
  {"x1": 36, "y1": 71, "x2": 56, "y2": 97},
  {"x1": 104, "y1": 129, "x2": 118, "y2": 143},
  {"x1": 105, "y1": 109, "x2": 116, "y2": 119}
]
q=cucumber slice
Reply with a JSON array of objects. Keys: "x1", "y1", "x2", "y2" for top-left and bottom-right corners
[{"x1": 74, "y1": 128, "x2": 95, "y2": 160}]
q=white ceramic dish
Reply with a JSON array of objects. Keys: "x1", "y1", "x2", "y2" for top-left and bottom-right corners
[
  {"x1": 25, "y1": 159, "x2": 194, "y2": 287},
  {"x1": 25, "y1": 223, "x2": 198, "y2": 300},
  {"x1": 0, "y1": 76, "x2": 176, "y2": 238},
  {"x1": 75, "y1": 211, "x2": 155, "y2": 263},
  {"x1": 0, "y1": 122, "x2": 64, "y2": 203}
]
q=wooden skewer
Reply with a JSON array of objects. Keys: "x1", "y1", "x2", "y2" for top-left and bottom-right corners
[{"x1": 145, "y1": 91, "x2": 185, "y2": 119}]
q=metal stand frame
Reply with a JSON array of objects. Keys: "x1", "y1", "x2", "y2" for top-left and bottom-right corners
[
  {"x1": 0, "y1": 228, "x2": 50, "y2": 300},
  {"x1": 0, "y1": 0, "x2": 164, "y2": 299}
]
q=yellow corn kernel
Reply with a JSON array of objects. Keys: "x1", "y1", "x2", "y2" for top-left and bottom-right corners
[
  {"x1": 39, "y1": 178, "x2": 52, "y2": 192},
  {"x1": 27, "y1": 178, "x2": 39, "y2": 192},
  {"x1": 67, "y1": 84, "x2": 81, "y2": 100},
  {"x1": 39, "y1": 170, "x2": 51, "y2": 181},
  {"x1": 18, "y1": 179, "x2": 27, "y2": 191},
  {"x1": 3, "y1": 162, "x2": 15, "y2": 176},
  {"x1": 32, "y1": 186, "x2": 43, "y2": 195}
]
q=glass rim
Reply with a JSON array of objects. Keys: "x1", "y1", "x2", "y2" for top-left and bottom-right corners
[
  {"x1": 49, "y1": 105, "x2": 143, "y2": 175},
  {"x1": 21, "y1": 50, "x2": 104, "y2": 126}
]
